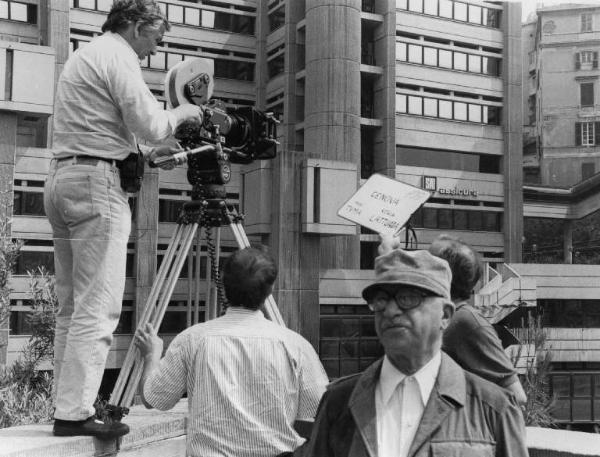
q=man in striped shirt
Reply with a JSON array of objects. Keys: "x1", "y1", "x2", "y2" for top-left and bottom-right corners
[{"x1": 135, "y1": 246, "x2": 329, "y2": 457}]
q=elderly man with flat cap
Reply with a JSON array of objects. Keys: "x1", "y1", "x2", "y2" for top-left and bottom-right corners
[{"x1": 300, "y1": 248, "x2": 528, "y2": 457}]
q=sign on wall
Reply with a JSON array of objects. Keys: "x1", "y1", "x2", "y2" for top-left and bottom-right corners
[{"x1": 337, "y1": 174, "x2": 430, "y2": 235}]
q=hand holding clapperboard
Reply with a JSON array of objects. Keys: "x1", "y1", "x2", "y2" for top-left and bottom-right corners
[{"x1": 337, "y1": 174, "x2": 431, "y2": 243}]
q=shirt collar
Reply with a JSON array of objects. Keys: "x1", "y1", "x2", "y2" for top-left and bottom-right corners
[
  {"x1": 105, "y1": 31, "x2": 140, "y2": 61},
  {"x1": 379, "y1": 351, "x2": 442, "y2": 406},
  {"x1": 224, "y1": 306, "x2": 265, "y2": 318}
]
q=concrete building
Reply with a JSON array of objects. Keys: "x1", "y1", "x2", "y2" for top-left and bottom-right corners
[
  {"x1": 8, "y1": 0, "x2": 600, "y2": 431},
  {"x1": 0, "y1": 0, "x2": 534, "y2": 396},
  {"x1": 521, "y1": 3, "x2": 600, "y2": 429}
]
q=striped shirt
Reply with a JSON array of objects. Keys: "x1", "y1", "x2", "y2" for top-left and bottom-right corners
[
  {"x1": 52, "y1": 32, "x2": 177, "y2": 160},
  {"x1": 144, "y1": 307, "x2": 329, "y2": 457}
]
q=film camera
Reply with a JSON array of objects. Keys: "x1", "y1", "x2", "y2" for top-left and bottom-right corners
[{"x1": 158, "y1": 58, "x2": 279, "y2": 203}]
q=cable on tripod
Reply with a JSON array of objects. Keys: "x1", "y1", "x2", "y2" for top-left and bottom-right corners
[{"x1": 204, "y1": 223, "x2": 227, "y2": 311}]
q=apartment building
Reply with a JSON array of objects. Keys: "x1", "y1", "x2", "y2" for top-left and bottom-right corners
[{"x1": 524, "y1": 3, "x2": 600, "y2": 187}]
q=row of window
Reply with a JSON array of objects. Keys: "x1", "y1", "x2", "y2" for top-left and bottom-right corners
[
  {"x1": 10, "y1": 300, "x2": 205, "y2": 335},
  {"x1": 396, "y1": 92, "x2": 502, "y2": 125},
  {"x1": 549, "y1": 371, "x2": 600, "y2": 423},
  {"x1": 540, "y1": 299, "x2": 600, "y2": 328},
  {"x1": 141, "y1": 50, "x2": 255, "y2": 82},
  {"x1": 396, "y1": 145, "x2": 501, "y2": 174},
  {"x1": 70, "y1": 39, "x2": 257, "y2": 82},
  {"x1": 71, "y1": 0, "x2": 255, "y2": 35},
  {"x1": 397, "y1": 41, "x2": 501, "y2": 76},
  {"x1": 396, "y1": 0, "x2": 501, "y2": 28},
  {"x1": 411, "y1": 206, "x2": 503, "y2": 232},
  {"x1": 320, "y1": 305, "x2": 382, "y2": 379},
  {"x1": 0, "y1": 0, "x2": 36, "y2": 23}
]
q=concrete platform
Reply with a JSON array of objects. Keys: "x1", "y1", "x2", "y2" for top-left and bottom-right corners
[
  {"x1": 3, "y1": 403, "x2": 600, "y2": 457},
  {"x1": 0, "y1": 401, "x2": 187, "y2": 457}
]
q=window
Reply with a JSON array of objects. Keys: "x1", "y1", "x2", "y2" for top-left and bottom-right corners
[
  {"x1": 575, "y1": 121, "x2": 600, "y2": 146},
  {"x1": 423, "y1": 98, "x2": 437, "y2": 117},
  {"x1": 581, "y1": 83, "x2": 594, "y2": 107},
  {"x1": 423, "y1": 0, "x2": 437, "y2": 15},
  {"x1": 320, "y1": 305, "x2": 382, "y2": 378},
  {"x1": 439, "y1": 49, "x2": 452, "y2": 68},
  {"x1": 267, "y1": 54, "x2": 284, "y2": 79},
  {"x1": 408, "y1": 44, "x2": 422, "y2": 64},
  {"x1": 396, "y1": 145, "x2": 501, "y2": 173},
  {"x1": 576, "y1": 51, "x2": 598, "y2": 70},
  {"x1": 453, "y1": 2, "x2": 467, "y2": 21},
  {"x1": 408, "y1": 96, "x2": 422, "y2": 115},
  {"x1": 396, "y1": 93, "x2": 407, "y2": 113},
  {"x1": 408, "y1": 0, "x2": 423, "y2": 13},
  {"x1": 454, "y1": 52, "x2": 467, "y2": 71},
  {"x1": 268, "y1": 4, "x2": 285, "y2": 32},
  {"x1": 0, "y1": 0, "x2": 37, "y2": 23},
  {"x1": 454, "y1": 102, "x2": 467, "y2": 120},
  {"x1": 582, "y1": 162, "x2": 596, "y2": 180},
  {"x1": 439, "y1": 0, "x2": 452, "y2": 18},
  {"x1": 468, "y1": 4, "x2": 482, "y2": 24},
  {"x1": 214, "y1": 59, "x2": 255, "y2": 81},
  {"x1": 439, "y1": 99, "x2": 452, "y2": 118},
  {"x1": 582, "y1": 13, "x2": 593, "y2": 33},
  {"x1": 396, "y1": 42, "x2": 407, "y2": 61},
  {"x1": 423, "y1": 47, "x2": 437, "y2": 66}
]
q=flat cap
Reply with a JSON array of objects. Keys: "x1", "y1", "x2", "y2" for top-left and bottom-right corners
[{"x1": 362, "y1": 249, "x2": 452, "y2": 300}]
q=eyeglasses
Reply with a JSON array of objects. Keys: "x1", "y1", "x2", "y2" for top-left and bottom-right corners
[{"x1": 366, "y1": 288, "x2": 431, "y2": 313}]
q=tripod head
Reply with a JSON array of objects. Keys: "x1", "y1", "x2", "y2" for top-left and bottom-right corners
[{"x1": 162, "y1": 58, "x2": 279, "y2": 205}]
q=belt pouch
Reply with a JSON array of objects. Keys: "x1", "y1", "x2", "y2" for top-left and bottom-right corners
[{"x1": 117, "y1": 153, "x2": 145, "y2": 193}]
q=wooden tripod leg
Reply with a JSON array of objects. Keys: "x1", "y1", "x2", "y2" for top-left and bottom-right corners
[
  {"x1": 121, "y1": 222, "x2": 199, "y2": 407},
  {"x1": 110, "y1": 223, "x2": 189, "y2": 405},
  {"x1": 111, "y1": 223, "x2": 198, "y2": 407},
  {"x1": 194, "y1": 228, "x2": 202, "y2": 324},
  {"x1": 228, "y1": 222, "x2": 285, "y2": 326}
]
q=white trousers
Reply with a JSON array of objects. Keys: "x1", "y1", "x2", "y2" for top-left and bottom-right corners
[{"x1": 44, "y1": 159, "x2": 131, "y2": 420}]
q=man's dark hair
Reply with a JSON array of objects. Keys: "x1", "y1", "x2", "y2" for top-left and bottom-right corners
[
  {"x1": 429, "y1": 235, "x2": 482, "y2": 301},
  {"x1": 221, "y1": 246, "x2": 278, "y2": 310},
  {"x1": 102, "y1": 0, "x2": 170, "y2": 33}
]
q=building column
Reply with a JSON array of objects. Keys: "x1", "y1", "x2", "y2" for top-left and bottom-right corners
[
  {"x1": 563, "y1": 219, "x2": 573, "y2": 264},
  {"x1": 305, "y1": 0, "x2": 361, "y2": 271},
  {"x1": 0, "y1": 113, "x2": 17, "y2": 365},
  {"x1": 502, "y1": 1, "x2": 524, "y2": 262},
  {"x1": 373, "y1": 0, "x2": 397, "y2": 177}
]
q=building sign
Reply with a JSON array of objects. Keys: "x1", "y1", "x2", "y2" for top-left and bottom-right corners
[
  {"x1": 423, "y1": 175, "x2": 478, "y2": 197},
  {"x1": 423, "y1": 176, "x2": 437, "y2": 191},
  {"x1": 337, "y1": 174, "x2": 430, "y2": 235}
]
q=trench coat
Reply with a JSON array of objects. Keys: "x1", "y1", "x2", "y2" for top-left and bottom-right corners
[{"x1": 300, "y1": 353, "x2": 528, "y2": 457}]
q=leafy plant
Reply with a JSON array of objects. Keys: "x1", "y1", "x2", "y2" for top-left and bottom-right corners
[
  {"x1": 511, "y1": 314, "x2": 556, "y2": 428},
  {"x1": 0, "y1": 269, "x2": 57, "y2": 428}
]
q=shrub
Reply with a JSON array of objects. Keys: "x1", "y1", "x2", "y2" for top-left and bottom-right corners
[
  {"x1": 511, "y1": 314, "x2": 557, "y2": 428},
  {"x1": 0, "y1": 268, "x2": 57, "y2": 428}
]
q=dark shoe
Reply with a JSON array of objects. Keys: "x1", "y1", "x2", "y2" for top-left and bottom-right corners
[{"x1": 53, "y1": 416, "x2": 130, "y2": 439}]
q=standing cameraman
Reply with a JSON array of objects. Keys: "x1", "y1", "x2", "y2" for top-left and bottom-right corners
[{"x1": 44, "y1": 0, "x2": 200, "y2": 439}]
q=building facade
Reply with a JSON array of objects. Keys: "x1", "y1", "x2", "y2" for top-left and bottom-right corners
[
  {"x1": 524, "y1": 3, "x2": 600, "y2": 187},
  {"x1": 1, "y1": 0, "x2": 524, "y2": 384}
]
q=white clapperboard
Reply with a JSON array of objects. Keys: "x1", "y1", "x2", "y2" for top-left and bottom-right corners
[{"x1": 337, "y1": 173, "x2": 431, "y2": 235}]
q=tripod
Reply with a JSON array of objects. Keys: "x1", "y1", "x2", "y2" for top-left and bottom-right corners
[{"x1": 108, "y1": 197, "x2": 284, "y2": 412}]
